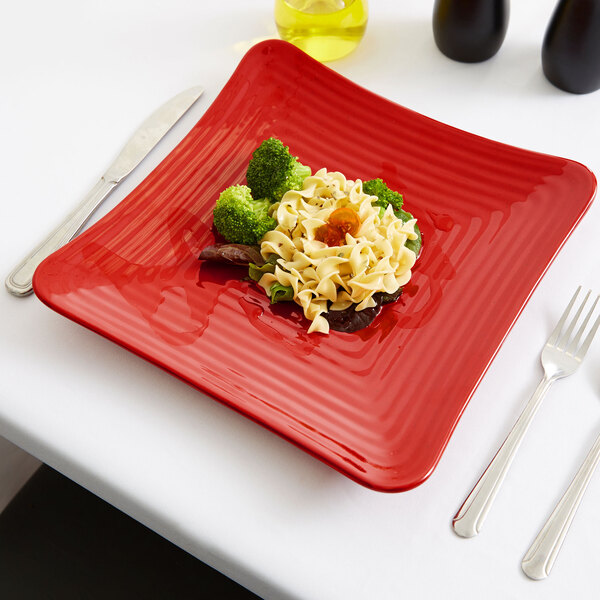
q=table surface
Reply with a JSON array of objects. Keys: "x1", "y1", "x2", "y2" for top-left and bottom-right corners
[{"x1": 2, "y1": 2, "x2": 600, "y2": 598}]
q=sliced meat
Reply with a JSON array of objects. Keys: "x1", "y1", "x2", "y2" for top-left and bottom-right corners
[{"x1": 198, "y1": 244, "x2": 265, "y2": 266}]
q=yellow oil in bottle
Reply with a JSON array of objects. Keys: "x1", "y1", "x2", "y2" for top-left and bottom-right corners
[{"x1": 274, "y1": 0, "x2": 368, "y2": 62}]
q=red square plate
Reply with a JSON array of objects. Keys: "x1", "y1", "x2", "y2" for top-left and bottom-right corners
[{"x1": 33, "y1": 40, "x2": 596, "y2": 492}]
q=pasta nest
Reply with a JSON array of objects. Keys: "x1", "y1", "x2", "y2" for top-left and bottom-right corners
[{"x1": 258, "y1": 168, "x2": 418, "y2": 334}]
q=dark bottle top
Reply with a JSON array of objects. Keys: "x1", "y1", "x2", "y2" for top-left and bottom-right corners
[
  {"x1": 432, "y1": 0, "x2": 510, "y2": 63},
  {"x1": 542, "y1": 0, "x2": 600, "y2": 94}
]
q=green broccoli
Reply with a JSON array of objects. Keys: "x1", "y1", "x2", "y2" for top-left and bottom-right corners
[
  {"x1": 363, "y1": 178, "x2": 404, "y2": 213},
  {"x1": 212, "y1": 184, "x2": 276, "y2": 245},
  {"x1": 364, "y1": 178, "x2": 422, "y2": 256},
  {"x1": 246, "y1": 138, "x2": 311, "y2": 202}
]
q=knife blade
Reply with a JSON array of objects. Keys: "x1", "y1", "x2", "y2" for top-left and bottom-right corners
[{"x1": 5, "y1": 85, "x2": 204, "y2": 297}]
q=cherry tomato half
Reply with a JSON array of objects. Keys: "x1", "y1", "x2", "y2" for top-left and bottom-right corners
[
  {"x1": 329, "y1": 207, "x2": 360, "y2": 236},
  {"x1": 315, "y1": 224, "x2": 344, "y2": 247}
]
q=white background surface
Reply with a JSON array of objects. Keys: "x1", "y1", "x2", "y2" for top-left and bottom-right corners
[{"x1": 2, "y1": 1, "x2": 600, "y2": 598}]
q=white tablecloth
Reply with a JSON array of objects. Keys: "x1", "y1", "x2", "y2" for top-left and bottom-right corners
[{"x1": 2, "y1": 1, "x2": 600, "y2": 598}]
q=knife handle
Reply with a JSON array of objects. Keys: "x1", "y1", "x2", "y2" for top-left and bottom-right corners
[
  {"x1": 522, "y1": 431, "x2": 600, "y2": 580},
  {"x1": 5, "y1": 177, "x2": 117, "y2": 297}
]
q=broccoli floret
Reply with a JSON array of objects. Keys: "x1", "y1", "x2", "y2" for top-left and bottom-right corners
[
  {"x1": 363, "y1": 178, "x2": 404, "y2": 213},
  {"x1": 212, "y1": 185, "x2": 276, "y2": 245},
  {"x1": 246, "y1": 138, "x2": 311, "y2": 202}
]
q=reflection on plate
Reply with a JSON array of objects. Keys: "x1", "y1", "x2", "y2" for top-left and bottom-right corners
[{"x1": 33, "y1": 40, "x2": 596, "y2": 492}]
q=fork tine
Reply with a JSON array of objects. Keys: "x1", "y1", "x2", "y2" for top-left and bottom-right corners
[
  {"x1": 575, "y1": 300, "x2": 600, "y2": 360},
  {"x1": 547, "y1": 286, "x2": 581, "y2": 346},
  {"x1": 558, "y1": 289, "x2": 591, "y2": 349},
  {"x1": 567, "y1": 294, "x2": 599, "y2": 354}
]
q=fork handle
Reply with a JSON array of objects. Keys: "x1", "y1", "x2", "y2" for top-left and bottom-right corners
[
  {"x1": 452, "y1": 374, "x2": 555, "y2": 538},
  {"x1": 5, "y1": 177, "x2": 117, "y2": 297},
  {"x1": 522, "y1": 430, "x2": 600, "y2": 579}
]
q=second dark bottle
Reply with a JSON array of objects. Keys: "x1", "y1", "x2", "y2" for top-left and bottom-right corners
[
  {"x1": 542, "y1": 0, "x2": 600, "y2": 94},
  {"x1": 433, "y1": 0, "x2": 510, "y2": 63}
]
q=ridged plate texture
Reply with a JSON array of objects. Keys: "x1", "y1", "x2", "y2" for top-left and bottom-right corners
[{"x1": 33, "y1": 40, "x2": 596, "y2": 492}]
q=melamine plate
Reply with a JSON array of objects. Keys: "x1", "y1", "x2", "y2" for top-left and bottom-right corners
[{"x1": 34, "y1": 40, "x2": 596, "y2": 491}]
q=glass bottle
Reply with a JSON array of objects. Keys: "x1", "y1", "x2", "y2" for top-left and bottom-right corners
[
  {"x1": 274, "y1": 0, "x2": 368, "y2": 62},
  {"x1": 432, "y1": 0, "x2": 509, "y2": 62},
  {"x1": 542, "y1": 0, "x2": 600, "y2": 94}
]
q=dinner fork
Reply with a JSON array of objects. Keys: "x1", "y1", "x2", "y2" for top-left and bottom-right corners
[{"x1": 452, "y1": 286, "x2": 600, "y2": 538}]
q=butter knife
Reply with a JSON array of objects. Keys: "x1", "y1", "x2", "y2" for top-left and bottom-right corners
[{"x1": 5, "y1": 85, "x2": 204, "y2": 297}]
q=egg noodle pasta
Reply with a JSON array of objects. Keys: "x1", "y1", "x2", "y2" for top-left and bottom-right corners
[{"x1": 257, "y1": 168, "x2": 418, "y2": 334}]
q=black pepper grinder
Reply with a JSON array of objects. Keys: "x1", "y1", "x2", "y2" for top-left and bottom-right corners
[
  {"x1": 542, "y1": 0, "x2": 600, "y2": 94},
  {"x1": 432, "y1": 0, "x2": 510, "y2": 63}
]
